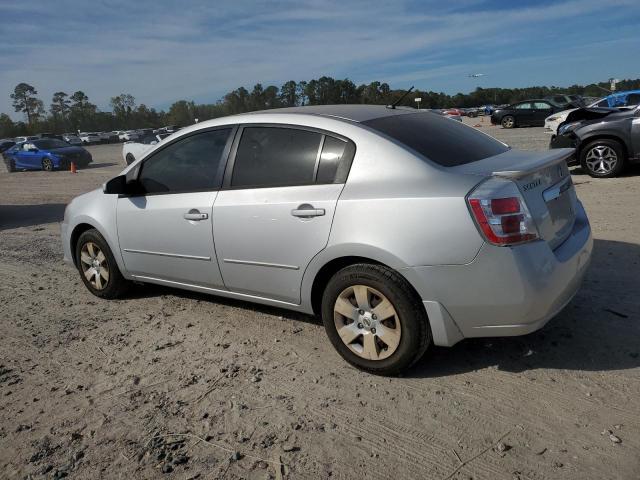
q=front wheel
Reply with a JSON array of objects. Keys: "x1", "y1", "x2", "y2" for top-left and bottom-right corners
[
  {"x1": 41, "y1": 157, "x2": 54, "y2": 171},
  {"x1": 321, "y1": 264, "x2": 431, "y2": 375},
  {"x1": 75, "y1": 229, "x2": 129, "y2": 299},
  {"x1": 580, "y1": 139, "x2": 625, "y2": 178},
  {"x1": 501, "y1": 115, "x2": 515, "y2": 129}
]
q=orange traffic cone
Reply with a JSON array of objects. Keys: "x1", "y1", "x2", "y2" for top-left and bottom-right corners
[{"x1": 70, "y1": 161, "x2": 77, "y2": 174}]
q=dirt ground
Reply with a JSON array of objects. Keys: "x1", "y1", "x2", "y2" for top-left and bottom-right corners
[{"x1": 1, "y1": 120, "x2": 639, "y2": 480}]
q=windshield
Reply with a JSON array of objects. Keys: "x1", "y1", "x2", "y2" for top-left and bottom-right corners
[
  {"x1": 33, "y1": 139, "x2": 69, "y2": 149},
  {"x1": 362, "y1": 112, "x2": 509, "y2": 167}
]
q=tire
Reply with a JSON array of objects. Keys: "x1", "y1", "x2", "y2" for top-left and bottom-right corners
[
  {"x1": 321, "y1": 264, "x2": 431, "y2": 376},
  {"x1": 75, "y1": 228, "x2": 130, "y2": 299},
  {"x1": 579, "y1": 139, "x2": 625, "y2": 178},
  {"x1": 41, "y1": 157, "x2": 54, "y2": 171},
  {"x1": 5, "y1": 158, "x2": 16, "y2": 172},
  {"x1": 125, "y1": 153, "x2": 135, "y2": 165},
  {"x1": 501, "y1": 115, "x2": 515, "y2": 129}
]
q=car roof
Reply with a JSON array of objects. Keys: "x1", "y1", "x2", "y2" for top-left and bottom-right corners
[{"x1": 244, "y1": 104, "x2": 418, "y2": 123}]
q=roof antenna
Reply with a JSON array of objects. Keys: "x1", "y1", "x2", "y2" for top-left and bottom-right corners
[{"x1": 387, "y1": 86, "x2": 414, "y2": 109}]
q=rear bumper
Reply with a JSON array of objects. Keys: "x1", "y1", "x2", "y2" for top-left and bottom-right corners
[{"x1": 409, "y1": 201, "x2": 592, "y2": 346}]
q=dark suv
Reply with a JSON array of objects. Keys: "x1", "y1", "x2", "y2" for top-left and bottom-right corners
[{"x1": 550, "y1": 105, "x2": 640, "y2": 177}]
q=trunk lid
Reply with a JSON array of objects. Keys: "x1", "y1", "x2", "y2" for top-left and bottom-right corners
[{"x1": 452, "y1": 148, "x2": 577, "y2": 250}]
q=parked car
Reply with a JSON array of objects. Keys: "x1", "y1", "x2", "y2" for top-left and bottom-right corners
[
  {"x1": 119, "y1": 130, "x2": 140, "y2": 142},
  {"x1": 122, "y1": 133, "x2": 170, "y2": 165},
  {"x1": 0, "y1": 139, "x2": 16, "y2": 153},
  {"x1": 79, "y1": 132, "x2": 101, "y2": 144},
  {"x1": 491, "y1": 100, "x2": 564, "y2": 128},
  {"x1": 63, "y1": 134, "x2": 83, "y2": 146},
  {"x1": 550, "y1": 104, "x2": 640, "y2": 178},
  {"x1": 545, "y1": 90, "x2": 640, "y2": 134},
  {"x1": 99, "y1": 131, "x2": 119, "y2": 144},
  {"x1": 3, "y1": 138, "x2": 92, "y2": 171},
  {"x1": 14, "y1": 136, "x2": 38, "y2": 143},
  {"x1": 62, "y1": 105, "x2": 592, "y2": 375},
  {"x1": 546, "y1": 94, "x2": 585, "y2": 109},
  {"x1": 429, "y1": 109, "x2": 462, "y2": 122}
]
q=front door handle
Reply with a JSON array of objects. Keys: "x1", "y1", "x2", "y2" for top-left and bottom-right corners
[
  {"x1": 184, "y1": 210, "x2": 208, "y2": 221},
  {"x1": 291, "y1": 204, "x2": 325, "y2": 218}
]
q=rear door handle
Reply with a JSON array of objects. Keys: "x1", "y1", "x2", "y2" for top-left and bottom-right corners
[
  {"x1": 291, "y1": 204, "x2": 325, "y2": 218},
  {"x1": 184, "y1": 210, "x2": 208, "y2": 221}
]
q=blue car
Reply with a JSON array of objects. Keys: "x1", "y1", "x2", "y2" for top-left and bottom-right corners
[{"x1": 3, "y1": 138, "x2": 92, "y2": 172}]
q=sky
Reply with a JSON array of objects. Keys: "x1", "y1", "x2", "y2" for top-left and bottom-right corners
[{"x1": 1, "y1": 0, "x2": 639, "y2": 119}]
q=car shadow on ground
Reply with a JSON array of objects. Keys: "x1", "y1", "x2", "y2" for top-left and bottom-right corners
[
  {"x1": 0, "y1": 203, "x2": 66, "y2": 231},
  {"x1": 125, "y1": 238, "x2": 639, "y2": 377},
  {"x1": 84, "y1": 162, "x2": 118, "y2": 170},
  {"x1": 410, "y1": 238, "x2": 640, "y2": 377}
]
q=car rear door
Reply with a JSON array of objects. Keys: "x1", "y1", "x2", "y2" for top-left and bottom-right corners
[
  {"x1": 212, "y1": 125, "x2": 355, "y2": 304},
  {"x1": 116, "y1": 127, "x2": 234, "y2": 288},
  {"x1": 531, "y1": 101, "x2": 554, "y2": 126}
]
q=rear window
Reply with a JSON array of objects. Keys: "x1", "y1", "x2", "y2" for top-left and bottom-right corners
[{"x1": 362, "y1": 112, "x2": 509, "y2": 167}]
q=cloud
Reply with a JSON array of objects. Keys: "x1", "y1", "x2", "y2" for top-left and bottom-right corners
[{"x1": 1, "y1": 0, "x2": 639, "y2": 118}]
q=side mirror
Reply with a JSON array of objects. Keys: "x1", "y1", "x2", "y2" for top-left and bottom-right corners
[
  {"x1": 103, "y1": 175, "x2": 128, "y2": 194},
  {"x1": 103, "y1": 166, "x2": 144, "y2": 195}
]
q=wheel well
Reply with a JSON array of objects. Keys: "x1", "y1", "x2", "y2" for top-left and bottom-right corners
[
  {"x1": 578, "y1": 135, "x2": 628, "y2": 159},
  {"x1": 69, "y1": 223, "x2": 95, "y2": 266},
  {"x1": 310, "y1": 256, "x2": 426, "y2": 317}
]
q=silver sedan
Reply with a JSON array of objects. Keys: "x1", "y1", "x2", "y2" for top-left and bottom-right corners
[{"x1": 61, "y1": 105, "x2": 592, "y2": 375}]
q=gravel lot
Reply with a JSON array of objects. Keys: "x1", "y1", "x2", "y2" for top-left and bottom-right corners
[{"x1": 1, "y1": 120, "x2": 639, "y2": 479}]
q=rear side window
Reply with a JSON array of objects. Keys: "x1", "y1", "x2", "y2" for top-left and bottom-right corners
[
  {"x1": 231, "y1": 127, "x2": 322, "y2": 188},
  {"x1": 317, "y1": 136, "x2": 355, "y2": 184},
  {"x1": 363, "y1": 112, "x2": 509, "y2": 167},
  {"x1": 139, "y1": 128, "x2": 231, "y2": 194}
]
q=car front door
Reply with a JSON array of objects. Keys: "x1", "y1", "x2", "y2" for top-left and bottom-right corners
[
  {"x1": 116, "y1": 127, "x2": 234, "y2": 288},
  {"x1": 531, "y1": 101, "x2": 554, "y2": 126},
  {"x1": 14, "y1": 143, "x2": 42, "y2": 169},
  {"x1": 213, "y1": 126, "x2": 355, "y2": 304},
  {"x1": 514, "y1": 102, "x2": 534, "y2": 125}
]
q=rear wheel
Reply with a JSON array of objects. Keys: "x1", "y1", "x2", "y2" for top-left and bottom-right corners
[
  {"x1": 75, "y1": 229, "x2": 129, "y2": 299},
  {"x1": 41, "y1": 157, "x2": 54, "y2": 171},
  {"x1": 125, "y1": 153, "x2": 135, "y2": 165},
  {"x1": 580, "y1": 139, "x2": 625, "y2": 178},
  {"x1": 501, "y1": 115, "x2": 515, "y2": 129},
  {"x1": 321, "y1": 264, "x2": 431, "y2": 375}
]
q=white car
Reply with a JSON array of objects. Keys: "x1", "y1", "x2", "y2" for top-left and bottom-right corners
[
  {"x1": 544, "y1": 98, "x2": 609, "y2": 134},
  {"x1": 122, "y1": 133, "x2": 169, "y2": 165},
  {"x1": 79, "y1": 132, "x2": 101, "y2": 144},
  {"x1": 119, "y1": 130, "x2": 140, "y2": 142}
]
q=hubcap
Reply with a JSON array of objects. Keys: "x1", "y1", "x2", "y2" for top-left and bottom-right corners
[
  {"x1": 585, "y1": 145, "x2": 617, "y2": 174},
  {"x1": 502, "y1": 117, "x2": 513, "y2": 128},
  {"x1": 333, "y1": 285, "x2": 401, "y2": 361},
  {"x1": 80, "y1": 242, "x2": 109, "y2": 290}
]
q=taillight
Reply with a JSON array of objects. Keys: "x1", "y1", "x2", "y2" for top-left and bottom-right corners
[{"x1": 467, "y1": 177, "x2": 539, "y2": 246}]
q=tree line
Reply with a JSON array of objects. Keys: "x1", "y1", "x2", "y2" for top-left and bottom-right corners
[{"x1": 2, "y1": 76, "x2": 640, "y2": 138}]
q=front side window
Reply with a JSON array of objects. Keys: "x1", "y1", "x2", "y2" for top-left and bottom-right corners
[
  {"x1": 532, "y1": 102, "x2": 552, "y2": 110},
  {"x1": 515, "y1": 103, "x2": 532, "y2": 110},
  {"x1": 231, "y1": 127, "x2": 322, "y2": 188},
  {"x1": 138, "y1": 128, "x2": 231, "y2": 194}
]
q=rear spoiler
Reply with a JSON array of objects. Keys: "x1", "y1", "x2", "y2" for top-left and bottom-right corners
[{"x1": 493, "y1": 148, "x2": 574, "y2": 179}]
